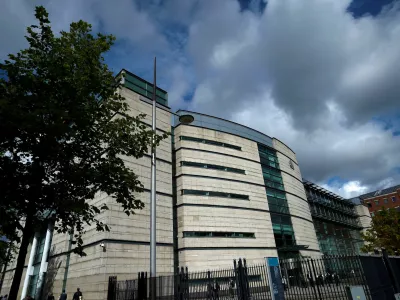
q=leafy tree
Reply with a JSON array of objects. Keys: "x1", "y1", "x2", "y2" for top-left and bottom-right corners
[
  {"x1": 361, "y1": 208, "x2": 400, "y2": 254},
  {"x1": 0, "y1": 6, "x2": 167, "y2": 299}
]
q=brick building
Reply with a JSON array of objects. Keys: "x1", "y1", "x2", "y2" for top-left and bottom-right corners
[{"x1": 358, "y1": 184, "x2": 400, "y2": 216}]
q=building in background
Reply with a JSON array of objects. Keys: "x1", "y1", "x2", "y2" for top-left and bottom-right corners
[
  {"x1": 303, "y1": 181, "x2": 371, "y2": 256},
  {"x1": 355, "y1": 184, "x2": 400, "y2": 216}
]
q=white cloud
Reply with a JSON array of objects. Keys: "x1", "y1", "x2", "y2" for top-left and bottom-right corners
[
  {"x1": 1, "y1": 0, "x2": 400, "y2": 196},
  {"x1": 321, "y1": 181, "x2": 368, "y2": 199},
  {"x1": 183, "y1": 0, "x2": 400, "y2": 194}
]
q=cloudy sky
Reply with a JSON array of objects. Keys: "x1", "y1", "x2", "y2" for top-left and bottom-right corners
[{"x1": 1, "y1": 0, "x2": 400, "y2": 198}]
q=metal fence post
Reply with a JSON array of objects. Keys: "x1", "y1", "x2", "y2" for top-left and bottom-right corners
[
  {"x1": 310, "y1": 258, "x2": 323, "y2": 300},
  {"x1": 107, "y1": 276, "x2": 117, "y2": 300},
  {"x1": 185, "y1": 266, "x2": 189, "y2": 300},
  {"x1": 207, "y1": 270, "x2": 212, "y2": 300},
  {"x1": 243, "y1": 259, "x2": 250, "y2": 300}
]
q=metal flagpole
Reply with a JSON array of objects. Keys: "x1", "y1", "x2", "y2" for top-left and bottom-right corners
[{"x1": 150, "y1": 57, "x2": 157, "y2": 300}]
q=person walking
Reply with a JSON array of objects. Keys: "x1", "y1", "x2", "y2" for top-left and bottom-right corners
[
  {"x1": 282, "y1": 276, "x2": 288, "y2": 291},
  {"x1": 334, "y1": 273, "x2": 340, "y2": 286},
  {"x1": 72, "y1": 288, "x2": 82, "y2": 300},
  {"x1": 229, "y1": 279, "x2": 235, "y2": 298},
  {"x1": 48, "y1": 293, "x2": 55, "y2": 300},
  {"x1": 59, "y1": 289, "x2": 67, "y2": 300},
  {"x1": 207, "y1": 282, "x2": 213, "y2": 300}
]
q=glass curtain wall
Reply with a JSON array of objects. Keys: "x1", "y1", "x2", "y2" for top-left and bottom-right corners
[{"x1": 257, "y1": 144, "x2": 298, "y2": 258}]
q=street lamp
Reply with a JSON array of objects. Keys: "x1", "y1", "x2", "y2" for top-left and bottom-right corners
[{"x1": 149, "y1": 59, "x2": 194, "y2": 300}]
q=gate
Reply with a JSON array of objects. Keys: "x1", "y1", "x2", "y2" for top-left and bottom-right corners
[
  {"x1": 359, "y1": 251, "x2": 400, "y2": 300},
  {"x1": 280, "y1": 255, "x2": 371, "y2": 300}
]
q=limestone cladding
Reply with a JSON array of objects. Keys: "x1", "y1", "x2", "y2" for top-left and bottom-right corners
[
  {"x1": 355, "y1": 205, "x2": 372, "y2": 237},
  {"x1": 175, "y1": 149, "x2": 264, "y2": 186},
  {"x1": 178, "y1": 249, "x2": 278, "y2": 271},
  {"x1": 177, "y1": 206, "x2": 275, "y2": 249},
  {"x1": 174, "y1": 126, "x2": 261, "y2": 163},
  {"x1": 175, "y1": 125, "x2": 278, "y2": 269},
  {"x1": 176, "y1": 175, "x2": 267, "y2": 210},
  {"x1": 120, "y1": 87, "x2": 171, "y2": 133},
  {"x1": 272, "y1": 139, "x2": 298, "y2": 164},
  {"x1": 272, "y1": 138, "x2": 321, "y2": 253}
]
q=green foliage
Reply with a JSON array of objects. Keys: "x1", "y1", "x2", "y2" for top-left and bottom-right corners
[
  {"x1": 0, "y1": 6, "x2": 168, "y2": 254},
  {"x1": 361, "y1": 208, "x2": 400, "y2": 254},
  {"x1": 0, "y1": 237, "x2": 16, "y2": 269}
]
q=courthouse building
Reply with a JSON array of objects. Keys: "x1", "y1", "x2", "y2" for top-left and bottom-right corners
[{"x1": 0, "y1": 70, "x2": 371, "y2": 300}]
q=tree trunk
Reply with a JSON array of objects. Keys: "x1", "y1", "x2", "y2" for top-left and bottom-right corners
[{"x1": 8, "y1": 216, "x2": 33, "y2": 300}]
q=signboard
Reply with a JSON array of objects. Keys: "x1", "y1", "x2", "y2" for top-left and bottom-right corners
[
  {"x1": 265, "y1": 257, "x2": 285, "y2": 300},
  {"x1": 345, "y1": 286, "x2": 367, "y2": 300}
]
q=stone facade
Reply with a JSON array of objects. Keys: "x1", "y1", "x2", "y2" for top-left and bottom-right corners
[
  {"x1": 272, "y1": 139, "x2": 320, "y2": 256},
  {"x1": 0, "y1": 86, "x2": 173, "y2": 300},
  {"x1": 174, "y1": 125, "x2": 278, "y2": 270},
  {"x1": 355, "y1": 204, "x2": 372, "y2": 235},
  {"x1": 173, "y1": 113, "x2": 323, "y2": 270}
]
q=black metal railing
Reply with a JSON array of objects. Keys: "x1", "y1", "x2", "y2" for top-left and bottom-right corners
[
  {"x1": 280, "y1": 255, "x2": 370, "y2": 300},
  {"x1": 107, "y1": 254, "x2": 400, "y2": 300}
]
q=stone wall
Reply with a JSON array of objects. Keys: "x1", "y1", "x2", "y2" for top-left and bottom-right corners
[
  {"x1": 0, "y1": 86, "x2": 173, "y2": 300},
  {"x1": 272, "y1": 138, "x2": 321, "y2": 255}
]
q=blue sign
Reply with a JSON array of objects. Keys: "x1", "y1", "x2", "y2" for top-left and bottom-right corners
[{"x1": 265, "y1": 257, "x2": 285, "y2": 300}]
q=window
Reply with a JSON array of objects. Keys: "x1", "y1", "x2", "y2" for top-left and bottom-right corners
[
  {"x1": 264, "y1": 180, "x2": 285, "y2": 191},
  {"x1": 271, "y1": 214, "x2": 296, "y2": 247},
  {"x1": 366, "y1": 202, "x2": 372, "y2": 208},
  {"x1": 180, "y1": 136, "x2": 241, "y2": 151},
  {"x1": 181, "y1": 189, "x2": 249, "y2": 200},
  {"x1": 371, "y1": 212, "x2": 375, "y2": 217},
  {"x1": 267, "y1": 190, "x2": 289, "y2": 214},
  {"x1": 384, "y1": 198, "x2": 388, "y2": 204},
  {"x1": 183, "y1": 231, "x2": 255, "y2": 238},
  {"x1": 262, "y1": 166, "x2": 283, "y2": 183},
  {"x1": 392, "y1": 196, "x2": 397, "y2": 202},
  {"x1": 181, "y1": 161, "x2": 245, "y2": 174},
  {"x1": 374, "y1": 200, "x2": 379, "y2": 205},
  {"x1": 123, "y1": 75, "x2": 168, "y2": 106},
  {"x1": 258, "y1": 144, "x2": 280, "y2": 169}
]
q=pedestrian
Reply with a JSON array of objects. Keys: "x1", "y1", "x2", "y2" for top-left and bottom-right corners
[
  {"x1": 229, "y1": 278, "x2": 235, "y2": 298},
  {"x1": 59, "y1": 289, "x2": 67, "y2": 300},
  {"x1": 282, "y1": 276, "x2": 287, "y2": 291},
  {"x1": 213, "y1": 280, "x2": 220, "y2": 300},
  {"x1": 72, "y1": 288, "x2": 82, "y2": 300},
  {"x1": 307, "y1": 273, "x2": 314, "y2": 287},
  {"x1": 48, "y1": 293, "x2": 55, "y2": 300},
  {"x1": 334, "y1": 273, "x2": 340, "y2": 286},
  {"x1": 207, "y1": 282, "x2": 213, "y2": 300}
]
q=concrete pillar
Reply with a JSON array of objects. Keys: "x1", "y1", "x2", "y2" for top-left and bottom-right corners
[
  {"x1": 21, "y1": 232, "x2": 39, "y2": 300},
  {"x1": 35, "y1": 222, "x2": 54, "y2": 299}
]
